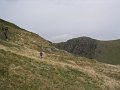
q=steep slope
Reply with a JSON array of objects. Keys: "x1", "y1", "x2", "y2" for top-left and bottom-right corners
[
  {"x1": 55, "y1": 37, "x2": 120, "y2": 65},
  {"x1": 0, "y1": 19, "x2": 120, "y2": 90},
  {"x1": 0, "y1": 19, "x2": 68, "y2": 55},
  {"x1": 0, "y1": 19, "x2": 50, "y2": 50}
]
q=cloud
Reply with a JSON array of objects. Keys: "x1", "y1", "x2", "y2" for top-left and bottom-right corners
[
  {"x1": 49, "y1": 34, "x2": 74, "y2": 43},
  {"x1": 0, "y1": 0, "x2": 120, "y2": 42}
]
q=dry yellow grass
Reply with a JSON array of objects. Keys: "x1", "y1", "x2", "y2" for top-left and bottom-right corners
[{"x1": 0, "y1": 43, "x2": 120, "y2": 90}]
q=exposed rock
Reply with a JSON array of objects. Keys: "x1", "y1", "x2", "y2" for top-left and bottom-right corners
[
  {"x1": 0, "y1": 26, "x2": 9, "y2": 40},
  {"x1": 55, "y1": 37, "x2": 97, "y2": 59}
]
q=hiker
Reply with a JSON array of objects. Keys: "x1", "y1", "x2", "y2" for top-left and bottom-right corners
[{"x1": 40, "y1": 52, "x2": 43, "y2": 59}]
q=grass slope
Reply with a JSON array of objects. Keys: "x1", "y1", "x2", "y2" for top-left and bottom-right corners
[
  {"x1": 0, "y1": 40, "x2": 120, "y2": 90},
  {"x1": 96, "y1": 40, "x2": 120, "y2": 65},
  {"x1": 0, "y1": 19, "x2": 54, "y2": 50},
  {"x1": 0, "y1": 19, "x2": 120, "y2": 90}
]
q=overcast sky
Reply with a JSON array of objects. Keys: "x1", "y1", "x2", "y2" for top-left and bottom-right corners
[{"x1": 0, "y1": 0, "x2": 120, "y2": 42}]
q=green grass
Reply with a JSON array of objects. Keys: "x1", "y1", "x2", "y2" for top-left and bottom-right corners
[
  {"x1": 0, "y1": 18, "x2": 50, "y2": 48},
  {"x1": 96, "y1": 41, "x2": 120, "y2": 65},
  {"x1": 0, "y1": 49, "x2": 102, "y2": 90},
  {"x1": 0, "y1": 19, "x2": 21, "y2": 29},
  {"x1": 0, "y1": 40, "x2": 20, "y2": 48}
]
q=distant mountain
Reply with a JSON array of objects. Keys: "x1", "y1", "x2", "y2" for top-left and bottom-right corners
[{"x1": 55, "y1": 37, "x2": 120, "y2": 65}]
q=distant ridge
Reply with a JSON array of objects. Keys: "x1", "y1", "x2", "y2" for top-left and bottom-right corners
[{"x1": 55, "y1": 36, "x2": 120, "y2": 65}]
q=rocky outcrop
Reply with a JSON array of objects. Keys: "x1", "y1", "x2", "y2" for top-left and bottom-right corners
[
  {"x1": 0, "y1": 26, "x2": 9, "y2": 40},
  {"x1": 55, "y1": 37, "x2": 98, "y2": 59}
]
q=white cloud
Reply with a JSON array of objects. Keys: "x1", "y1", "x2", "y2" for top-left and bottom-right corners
[
  {"x1": 0, "y1": 0, "x2": 120, "y2": 41},
  {"x1": 49, "y1": 34, "x2": 74, "y2": 43}
]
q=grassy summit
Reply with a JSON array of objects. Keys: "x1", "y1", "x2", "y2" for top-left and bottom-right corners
[{"x1": 0, "y1": 19, "x2": 120, "y2": 90}]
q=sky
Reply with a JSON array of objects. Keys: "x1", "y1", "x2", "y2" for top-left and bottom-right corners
[{"x1": 0, "y1": 0, "x2": 120, "y2": 42}]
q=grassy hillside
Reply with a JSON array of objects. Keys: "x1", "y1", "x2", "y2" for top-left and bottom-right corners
[
  {"x1": 0, "y1": 19, "x2": 68, "y2": 55},
  {"x1": 55, "y1": 37, "x2": 120, "y2": 65},
  {"x1": 0, "y1": 39, "x2": 120, "y2": 90},
  {"x1": 0, "y1": 19, "x2": 120, "y2": 90},
  {"x1": 0, "y1": 19, "x2": 50, "y2": 49},
  {"x1": 96, "y1": 40, "x2": 120, "y2": 64}
]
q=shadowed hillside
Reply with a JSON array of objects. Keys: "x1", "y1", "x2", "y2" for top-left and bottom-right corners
[
  {"x1": 0, "y1": 19, "x2": 120, "y2": 90},
  {"x1": 96, "y1": 40, "x2": 120, "y2": 64}
]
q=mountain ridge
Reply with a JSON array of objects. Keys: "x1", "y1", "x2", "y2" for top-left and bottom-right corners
[{"x1": 55, "y1": 37, "x2": 120, "y2": 65}]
